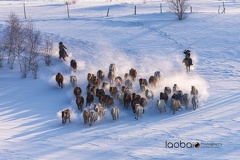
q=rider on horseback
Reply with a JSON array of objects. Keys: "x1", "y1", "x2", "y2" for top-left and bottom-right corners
[
  {"x1": 183, "y1": 49, "x2": 193, "y2": 65},
  {"x1": 59, "y1": 42, "x2": 68, "y2": 61},
  {"x1": 183, "y1": 49, "x2": 191, "y2": 58}
]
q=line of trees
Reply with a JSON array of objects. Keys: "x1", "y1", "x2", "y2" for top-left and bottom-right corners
[{"x1": 0, "y1": 12, "x2": 54, "y2": 79}]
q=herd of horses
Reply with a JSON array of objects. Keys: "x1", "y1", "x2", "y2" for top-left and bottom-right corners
[{"x1": 58, "y1": 58, "x2": 199, "y2": 126}]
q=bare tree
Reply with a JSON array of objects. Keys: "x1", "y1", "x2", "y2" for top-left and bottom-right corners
[
  {"x1": 3, "y1": 12, "x2": 22, "y2": 68},
  {"x1": 18, "y1": 57, "x2": 29, "y2": 78},
  {"x1": 24, "y1": 20, "x2": 42, "y2": 68},
  {"x1": 31, "y1": 59, "x2": 38, "y2": 79},
  {"x1": 169, "y1": 0, "x2": 189, "y2": 20},
  {"x1": 0, "y1": 42, "x2": 4, "y2": 67},
  {"x1": 43, "y1": 36, "x2": 54, "y2": 66},
  {"x1": 16, "y1": 20, "x2": 41, "y2": 78},
  {"x1": 23, "y1": 20, "x2": 42, "y2": 78}
]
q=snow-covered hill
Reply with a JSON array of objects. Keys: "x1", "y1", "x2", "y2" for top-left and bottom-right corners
[{"x1": 0, "y1": 0, "x2": 239, "y2": 159}]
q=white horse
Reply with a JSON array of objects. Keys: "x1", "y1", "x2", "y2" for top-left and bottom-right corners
[
  {"x1": 93, "y1": 103, "x2": 105, "y2": 118},
  {"x1": 156, "y1": 99, "x2": 166, "y2": 113},
  {"x1": 108, "y1": 71, "x2": 115, "y2": 85},
  {"x1": 145, "y1": 89, "x2": 154, "y2": 100},
  {"x1": 135, "y1": 104, "x2": 144, "y2": 120},
  {"x1": 70, "y1": 76, "x2": 77, "y2": 87},
  {"x1": 109, "y1": 63, "x2": 116, "y2": 73},
  {"x1": 89, "y1": 110, "x2": 98, "y2": 126},
  {"x1": 183, "y1": 93, "x2": 190, "y2": 109},
  {"x1": 154, "y1": 71, "x2": 161, "y2": 81},
  {"x1": 111, "y1": 106, "x2": 120, "y2": 120},
  {"x1": 192, "y1": 95, "x2": 199, "y2": 110}
]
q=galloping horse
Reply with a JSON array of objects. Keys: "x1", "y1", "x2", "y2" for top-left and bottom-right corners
[
  {"x1": 59, "y1": 42, "x2": 68, "y2": 61},
  {"x1": 62, "y1": 109, "x2": 71, "y2": 124},
  {"x1": 70, "y1": 59, "x2": 77, "y2": 72},
  {"x1": 182, "y1": 57, "x2": 193, "y2": 73},
  {"x1": 56, "y1": 72, "x2": 64, "y2": 89}
]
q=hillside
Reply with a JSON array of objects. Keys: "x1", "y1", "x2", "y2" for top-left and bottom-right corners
[{"x1": 0, "y1": 0, "x2": 239, "y2": 159}]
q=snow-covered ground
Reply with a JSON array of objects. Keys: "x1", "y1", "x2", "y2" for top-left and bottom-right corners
[{"x1": 0, "y1": 0, "x2": 240, "y2": 159}]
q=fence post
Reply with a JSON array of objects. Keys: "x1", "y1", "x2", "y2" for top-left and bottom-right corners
[
  {"x1": 107, "y1": 8, "x2": 109, "y2": 17},
  {"x1": 23, "y1": 3, "x2": 26, "y2": 19},
  {"x1": 160, "y1": 3, "x2": 162, "y2": 13},
  {"x1": 190, "y1": 6, "x2": 192, "y2": 13},
  {"x1": 134, "y1": 5, "x2": 136, "y2": 15},
  {"x1": 218, "y1": 5, "x2": 220, "y2": 13},
  {"x1": 222, "y1": 1, "x2": 225, "y2": 13},
  {"x1": 66, "y1": 2, "x2": 70, "y2": 18}
]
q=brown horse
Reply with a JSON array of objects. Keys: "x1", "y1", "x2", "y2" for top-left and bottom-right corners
[
  {"x1": 74, "y1": 86, "x2": 82, "y2": 97},
  {"x1": 97, "y1": 70, "x2": 105, "y2": 81},
  {"x1": 123, "y1": 93, "x2": 131, "y2": 109},
  {"x1": 182, "y1": 57, "x2": 193, "y2": 73},
  {"x1": 70, "y1": 59, "x2": 77, "y2": 72},
  {"x1": 62, "y1": 109, "x2": 71, "y2": 124},
  {"x1": 149, "y1": 76, "x2": 157, "y2": 87},
  {"x1": 86, "y1": 93, "x2": 94, "y2": 107},
  {"x1": 76, "y1": 96, "x2": 84, "y2": 111},
  {"x1": 115, "y1": 76, "x2": 123, "y2": 86},
  {"x1": 55, "y1": 73, "x2": 64, "y2": 89},
  {"x1": 83, "y1": 109, "x2": 90, "y2": 125},
  {"x1": 129, "y1": 68, "x2": 137, "y2": 81}
]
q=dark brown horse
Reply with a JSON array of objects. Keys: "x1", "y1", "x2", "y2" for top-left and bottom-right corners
[
  {"x1": 70, "y1": 59, "x2": 77, "y2": 72},
  {"x1": 74, "y1": 86, "x2": 82, "y2": 97},
  {"x1": 76, "y1": 96, "x2": 84, "y2": 111},
  {"x1": 129, "y1": 68, "x2": 137, "y2": 81},
  {"x1": 123, "y1": 93, "x2": 131, "y2": 109},
  {"x1": 160, "y1": 92, "x2": 168, "y2": 103},
  {"x1": 139, "y1": 78, "x2": 148, "y2": 87},
  {"x1": 97, "y1": 70, "x2": 105, "y2": 81},
  {"x1": 182, "y1": 57, "x2": 193, "y2": 73},
  {"x1": 86, "y1": 93, "x2": 94, "y2": 107},
  {"x1": 55, "y1": 73, "x2": 64, "y2": 89}
]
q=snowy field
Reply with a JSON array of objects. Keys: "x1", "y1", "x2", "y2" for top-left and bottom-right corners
[{"x1": 0, "y1": 0, "x2": 240, "y2": 159}]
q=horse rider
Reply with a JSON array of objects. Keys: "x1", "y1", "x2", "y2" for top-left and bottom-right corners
[
  {"x1": 182, "y1": 49, "x2": 193, "y2": 66},
  {"x1": 183, "y1": 49, "x2": 191, "y2": 58},
  {"x1": 59, "y1": 42, "x2": 68, "y2": 60}
]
